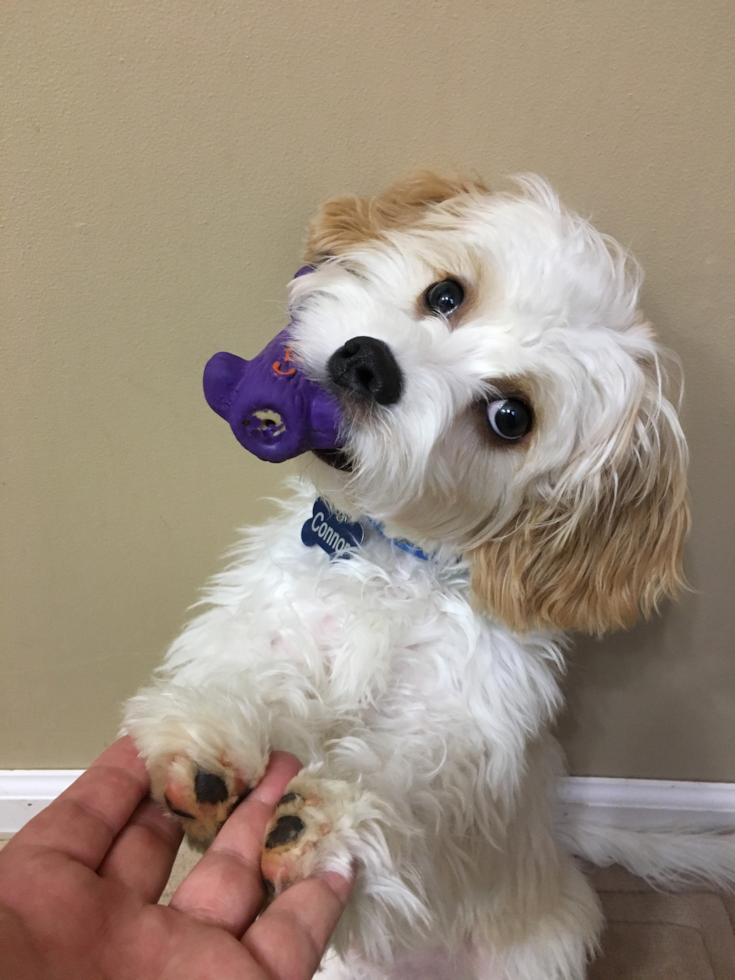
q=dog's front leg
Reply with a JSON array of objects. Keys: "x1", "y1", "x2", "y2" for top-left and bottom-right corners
[
  {"x1": 122, "y1": 677, "x2": 274, "y2": 847},
  {"x1": 124, "y1": 677, "x2": 430, "y2": 959}
]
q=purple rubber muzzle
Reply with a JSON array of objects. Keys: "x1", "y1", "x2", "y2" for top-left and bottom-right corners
[{"x1": 203, "y1": 270, "x2": 343, "y2": 463}]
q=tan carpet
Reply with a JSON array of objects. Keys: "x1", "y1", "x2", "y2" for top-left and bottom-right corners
[
  {"x1": 3, "y1": 838, "x2": 735, "y2": 976},
  {"x1": 589, "y1": 864, "x2": 735, "y2": 980},
  {"x1": 160, "y1": 839, "x2": 202, "y2": 904},
  {"x1": 161, "y1": 847, "x2": 735, "y2": 978}
]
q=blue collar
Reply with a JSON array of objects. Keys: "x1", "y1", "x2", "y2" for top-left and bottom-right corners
[
  {"x1": 364, "y1": 517, "x2": 431, "y2": 561},
  {"x1": 301, "y1": 497, "x2": 431, "y2": 561}
]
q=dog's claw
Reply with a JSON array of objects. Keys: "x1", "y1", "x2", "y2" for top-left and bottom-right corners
[{"x1": 164, "y1": 794, "x2": 196, "y2": 820}]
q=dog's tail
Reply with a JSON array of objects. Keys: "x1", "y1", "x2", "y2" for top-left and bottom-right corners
[{"x1": 558, "y1": 817, "x2": 735, "y2": 889}]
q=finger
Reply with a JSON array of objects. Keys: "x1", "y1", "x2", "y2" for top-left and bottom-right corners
[
  {"x1": 98, "y1": 796, "x2": 184, "y2": 902},
  {"x1": 170, "y1": 751, "x2": 302, "y2": 935},
  {"x1": 14, "y1": 737, "x2": 150, "y2": 871},
  {"x1": 243, "y1": 870, "x2": 354, "y2": 980}
]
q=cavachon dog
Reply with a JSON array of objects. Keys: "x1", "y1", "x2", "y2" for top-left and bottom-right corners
[{"x1": 125, "y1": 173, "x2": 730, "y2": 979}]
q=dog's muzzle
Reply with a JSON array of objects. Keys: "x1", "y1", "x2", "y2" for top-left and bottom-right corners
[{"x1": 327, "y1": 336, "x2": 403, "y2": 406}]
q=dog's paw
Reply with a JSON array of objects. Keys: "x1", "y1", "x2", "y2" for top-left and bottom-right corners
[
  {"x1": 260, "y1": 775, "x2": 361, "y2": 897},
  {"x1": 123, "y1": 682, "x2": 270, "y2": 847},
  {"x1": 151, "y1": 753, "x2": 256, "y2": 846}
]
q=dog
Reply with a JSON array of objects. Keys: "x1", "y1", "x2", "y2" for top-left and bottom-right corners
[{"x1": 124, "y1": 172, "x2": 694, "y2": 979}]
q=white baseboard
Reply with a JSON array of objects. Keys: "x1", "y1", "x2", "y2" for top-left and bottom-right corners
[
  {"x1": 558, "y1": 777, "x2": 735, "y2": 832},
  {"x1": 1, "y1": 771, "x2": 735, "y2": 836},
  {"x1": 0, "y1": 770, "x2": 82, "y2": 835}
]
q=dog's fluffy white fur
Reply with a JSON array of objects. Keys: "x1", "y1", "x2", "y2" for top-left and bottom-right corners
[{"x1": 125, "y1": 173, "x2": 707, "y2": 978}]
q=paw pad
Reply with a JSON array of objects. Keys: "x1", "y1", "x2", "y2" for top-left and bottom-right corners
[
  {"x1": 194, "y1": 770, "x2": 229, "y2": 805},
  {"x1": 158, "y1": 758, "x2": 250, "y2": 846},
  {"x1": 261, "y1": 785, "x2": 334, "y2": 896},
  {"x1": 265, "y1": 814, "x2": 306, "y2": 849}
]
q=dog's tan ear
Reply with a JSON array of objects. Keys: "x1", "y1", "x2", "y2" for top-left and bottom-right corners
[
  {"x1": 304, "y1": 171, "x2": 489, "y2": 263},
  {"x1": 469, "y1": 374, "x2": 690, "y2": 636},
  {"x1": 304, "y1": 193, "x2": 376, "y2": 263}
]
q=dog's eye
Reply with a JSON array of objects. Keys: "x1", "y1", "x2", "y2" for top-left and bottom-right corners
[
  {"x1": 424, "y1": 279, "x2": 465, "y2": 316},
  {"x1": 486, "y1": 399, "x2": 532, "y2": 441}
]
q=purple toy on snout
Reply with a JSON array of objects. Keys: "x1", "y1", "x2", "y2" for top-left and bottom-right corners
[{"x1": 203, "y1": 268, "x2": 343, "y2": 463}]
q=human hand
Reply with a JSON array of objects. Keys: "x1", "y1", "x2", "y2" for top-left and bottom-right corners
[{"x1": 0, "y1": 737, "x2": 353, "y2": 980}]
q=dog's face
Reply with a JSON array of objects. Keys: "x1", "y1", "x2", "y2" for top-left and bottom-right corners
[{"x1": 287, "y1": 173, "x2": 689, "y2": 636}]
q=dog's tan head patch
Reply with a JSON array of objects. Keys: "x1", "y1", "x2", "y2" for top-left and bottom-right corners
[{"x1": 304, "y1": 171, "x2": 490, "y2": 263}]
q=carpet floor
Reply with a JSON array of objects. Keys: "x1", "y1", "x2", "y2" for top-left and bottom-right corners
[
  {"x1": 4, "y1": 837, "x2": 734, "y2": 976},
  {"x1": 162, "y1": 844, "x2": 735, "y2": 978},
  {"x1": 587, "y1": 863, "x2": 735, "y2": 980}
]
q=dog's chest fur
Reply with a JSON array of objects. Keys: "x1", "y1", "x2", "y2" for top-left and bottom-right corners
[{"x1": 164, "y1": 486, "x2": 563, "y2": 788}]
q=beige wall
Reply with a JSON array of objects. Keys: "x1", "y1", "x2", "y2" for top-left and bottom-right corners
[{"x1": 2, "y1": 1, "x2": 734, "y2": 776}]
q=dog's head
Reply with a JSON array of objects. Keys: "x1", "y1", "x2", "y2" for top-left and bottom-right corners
[{"x1": 288, "y1": 172, "x2": 689, "y2": 636}]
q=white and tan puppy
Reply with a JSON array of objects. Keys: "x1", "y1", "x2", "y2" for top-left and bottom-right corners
[{"x1": 125, "y1": 173, "x2": 693, "y2": 979}]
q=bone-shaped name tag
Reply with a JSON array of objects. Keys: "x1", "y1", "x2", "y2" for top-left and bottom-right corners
[{"x1": 301, "y1": 498, "x2": 364, "y2": 559}]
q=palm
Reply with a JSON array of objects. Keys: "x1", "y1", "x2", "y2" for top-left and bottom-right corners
[{"x1": 0, "y1": 739, "x2": 351, "y2": 980}]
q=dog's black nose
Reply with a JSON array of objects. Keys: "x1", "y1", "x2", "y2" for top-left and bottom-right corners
[{"x1": 327, "y1": 336, "x2": 403, "y2": 406}]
